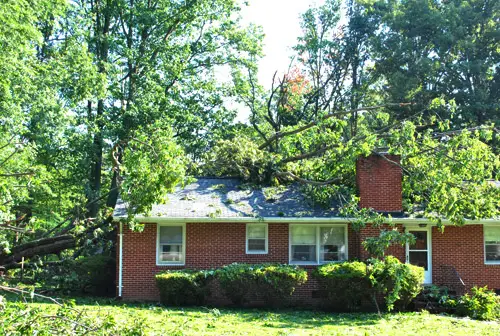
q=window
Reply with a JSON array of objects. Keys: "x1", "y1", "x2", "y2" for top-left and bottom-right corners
[
  {"x1": 157, "y1": 224, "x2": 185, "y2": 265},
  {"x1": 290, "y1": 225, "x2": 347, "y2": 265},
  {"x1": 485, "y1": 226, "x2": 500, "y2": 264},
  {"x1": 246, "y1": 223, "x2": 268, "y2": 254}
]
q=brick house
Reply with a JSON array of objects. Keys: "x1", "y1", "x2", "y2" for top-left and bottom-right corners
[{"x1": 113, "y1": 154, "x2": 500, "y2": 302}]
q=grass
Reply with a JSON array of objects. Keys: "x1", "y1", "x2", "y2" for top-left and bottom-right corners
[{"x1": 23, "y1": 298, "x2": 500, "y2": 336}]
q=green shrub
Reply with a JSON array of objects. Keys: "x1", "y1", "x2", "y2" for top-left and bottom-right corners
[
  {"x1": 456, "y1": 286, "x2": 500, "y2": 320},
  {"x1": 26, "y1": 255, "x2": 116, "y2": 296},
  {"x1": 418, "y1": 285, "x2": 458, "y2": 312},
  {"x1": 215, "y1": 263, "x2": 256, "y2": 305},
  {"x1": 155, "y1": 270, "x2": 211, "y2": 306},
  {"x1": 74, "y1": 255, "x2": 116, "y2": 296},
  {"x1": 368, "y1": 256, "x2": 424, "y2": 311},
  {"x1": 216, "y1": 263, "x2": 307, "y2": 306},
  {"x1": 254, "y1": 264, "x2": 307, "y2": 307},
  {"x1": 314, "y1": 261, "x2": 370, "y2": 311}
]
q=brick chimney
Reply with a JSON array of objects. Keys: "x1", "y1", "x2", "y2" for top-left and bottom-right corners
[{"x1": 356, "y1": 153, "x2": 403, "y2": 213}]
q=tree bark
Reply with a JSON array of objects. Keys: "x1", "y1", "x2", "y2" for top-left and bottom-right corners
[
  {"x1": 87, "y1": 0, "x2": 111, "y2": 218},
  {"x1": 0, "y1": 235, "x2": 76, "y2": 267}
]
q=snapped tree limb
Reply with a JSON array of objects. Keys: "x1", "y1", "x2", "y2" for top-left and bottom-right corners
[{"x1": 258, "y1": 103, "x2": 413, "y2": 150}]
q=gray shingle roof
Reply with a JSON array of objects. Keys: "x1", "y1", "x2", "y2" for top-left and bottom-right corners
[{"x1": 113, "y1": 178, "x2": 341, "y2": 219}]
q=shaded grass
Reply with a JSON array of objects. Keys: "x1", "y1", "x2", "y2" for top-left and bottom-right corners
[{"x1": 16, "y1": 297, "x2": 500, "y2": 335}]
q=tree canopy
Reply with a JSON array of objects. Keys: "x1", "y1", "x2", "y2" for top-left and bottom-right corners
[{"x1": 0, "y1": 0, "x2": 498, "y2": 268}]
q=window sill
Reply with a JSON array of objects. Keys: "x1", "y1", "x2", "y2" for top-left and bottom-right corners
[
  {"x1": 289, "y1": 261, "x2": 344, "y2": 266},
  {"x1": 156, "y1": 262, "x2": 185, "y2": 266},
  {"x1": 485, "y1": 261, "x2": 500, "y2": 265},
  {"x1": 246, "y1": 251, "x2": 268, "y2": 255}
]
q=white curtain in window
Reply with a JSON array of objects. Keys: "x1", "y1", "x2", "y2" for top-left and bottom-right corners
[
  {"x1": 291, "y1": 226, "x2": 315, "y2": 244},
  {"x1": 485, "y1": 227, "x2": 500, "y2": 243},
  {"x1": 320, "y1": 227, "x2": 345, "y2": 246},
  {"x1": 248, "y1": 225, "x2": 266, "y2": 239},
  {"x1": 160, "y1": 226, "x2": 183, "y2": 244}
]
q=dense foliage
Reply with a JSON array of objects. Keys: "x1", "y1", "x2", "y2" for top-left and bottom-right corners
[
  {"x1": 215, "y1": 263, "x2": 258, "y2": 305},
  {"x1": 155, "y1": 270, "x2": 212, "y2": 306},
  {"x1": 0, "y1": 0, "x2": 262, "y2": 270},
  {"x1": 368, "y1": 256, "x2": 425, "y2": 311},
  {"x1": 19, "y1": 255, "x2": 116, "y2": 296},
  {"x1": 315, "y1": 257, "x2": 424, "y2": 311},
  {"x1": 216, "y1": 263, "x2": 308, "y2": 307},
  {"x1": 205, "y1": 0, "x2": 500, "y2": 253},
  {"x1": 155, "y1": 264, "x2": 308, "y2": 307},
  {"x1": 0, "y1": 0, "x2": 498, "y2": 290},
  {"x1": 314, "y1": 261, "x2": 370, "y2": 310},
  {"x1": 456, "y1": 286, "x2": 500, "y2": 321},
  {"x1": 253, "y1": 264, "x2": 309, "y2": 307}
]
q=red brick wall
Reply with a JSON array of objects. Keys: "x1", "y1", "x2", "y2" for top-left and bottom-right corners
[
  {"x1": 432, "y1": 225, "x2": 500, "y2": 292},
  {"x1": 118, "y1": 222, "x2": 500, "y2": 302},
  {"x1": 356, "y1": 224, "x2": 406, "y2": 261},
  {"x1": 356, "y1": 154, "x2": 403, "y2": 212},
  {"x1": 119, "y1": 222, "x2": 358, "y2": 302}
]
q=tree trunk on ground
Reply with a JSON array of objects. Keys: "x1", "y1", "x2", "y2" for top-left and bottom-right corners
[{"x1": 0, "y1": 235, "x2": 76, "y2": 267}]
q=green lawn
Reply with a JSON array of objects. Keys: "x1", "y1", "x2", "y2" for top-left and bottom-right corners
[{"x1": 28, "y1": 299, "x2": 500, "y2": 336}]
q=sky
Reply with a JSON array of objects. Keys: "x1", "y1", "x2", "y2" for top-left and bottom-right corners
[
  {"x1": 240, "y1": 0, "x2": 326, "y2": 88},
  {"x1": 231, "y1": 0, "x2": 325, "y2": 122}
]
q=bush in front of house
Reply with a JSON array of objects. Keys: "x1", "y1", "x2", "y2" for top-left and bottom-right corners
[
  {"x1": 215, "y1": 263, "x2": 256, "y2": 305},
  {"x1": 314, "y1": 261, "x2": 371, "y2": 311},
  {"x1": 215, "y1": 263, "x2": 307, "y2": 306},
  {"x1": 254, "y1": 264, "x2": 308, "y2": 306},
  {"x1": 315, "y1": 257, "x2": 424, "y2": 311},
  {"x1": 455, "y1": 286, "x2": 500, "y2": 321},
  {"x1": 155, "y1": 270, "x2": 212, "y2": 306},
  {"x1": 74, "y1": 255, "x2": 116, "y2": 296},
  {"x1": 368, "y1": 256, "x2": 425, "y2": 311}
]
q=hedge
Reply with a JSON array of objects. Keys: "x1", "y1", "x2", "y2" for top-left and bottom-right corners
[
  {"x1": 315, "y1": 257, "x2": 424, "y2": 311},
  {"x1": 216, "y1": 263, "x2": 307, "y2": 306},
  {"x1": 155, "y1": 270, "x2": 212, "y2": 306}
]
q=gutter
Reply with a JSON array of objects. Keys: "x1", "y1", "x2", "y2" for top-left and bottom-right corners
[
  {"x1": 113, "y1": 215, "x2": 500, "y2": 225},
  {"x1": 118, "y1": 222, "x2": 123, "y2": 297}
]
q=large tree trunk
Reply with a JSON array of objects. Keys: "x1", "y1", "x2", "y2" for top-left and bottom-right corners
[
  {"x1": 0, "y1": 235, "x2": 76, "y2": 268},
  {"x1": 87, "y1": 1, "x2": 111, "y2": 218}
]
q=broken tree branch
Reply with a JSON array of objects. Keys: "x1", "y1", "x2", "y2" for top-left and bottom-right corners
[
  {"x1": 258, "y1": 103, "x2": 413, "y2": 150},
  {"x1": 276, "y1": 171, "x2": 341, "y2": 186}
]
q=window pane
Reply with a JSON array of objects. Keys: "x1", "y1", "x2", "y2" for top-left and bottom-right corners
[
  {"x1": 485, "y1": 227, "x2": 500, "y2": 244},
  {"x1": 319, "y1": 227, "x2": 346, "y2": 262},
  {"x1": 409, "y1": 251, "x2": 428, "y2": 270},
  {"x1": 248, "y1": 225, "x2": 266, "y2": 239},
  {"x1": 291, "y1": 245, "x2": 316, "y2": 262},
  {"x1": 486, "y1": 244, "x2": 500, "y2": 261},
  {"x1": 291, "y1": 226, "x2": 316, "y2": 244},
  {"x1": 160, "y1": 226, "x2": 183, "y2": 244},
  {"x1": 409, "y1": 231, "x2": 427, "y2": 250},
  {"x1": 160, "y1": 244, "x2": 183, "y2": 262},
  {"x1": 248, "y1": 238, "x2": 266, "y2": 251},
  {"x1": 321, "y1": 245, "x2": 340, "y2": 262}
]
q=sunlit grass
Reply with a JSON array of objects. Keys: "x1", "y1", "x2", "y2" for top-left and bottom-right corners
[{"x1": 27, "y1": 298, "x2": 500, "y2": 336}]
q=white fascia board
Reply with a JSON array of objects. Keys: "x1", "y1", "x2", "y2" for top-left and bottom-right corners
[{"x1": 113, "y1": 215, "x2": 500, "y2": 225}]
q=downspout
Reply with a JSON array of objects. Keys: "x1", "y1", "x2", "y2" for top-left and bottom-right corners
[{"x1": 118, "y1": 222, "x2": 123, "y2": 297}]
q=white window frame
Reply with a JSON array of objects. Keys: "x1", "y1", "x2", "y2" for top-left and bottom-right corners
[
  {"x1": 246, "y1": 223, "x2": 268, "y2": 254},
  {"x1": 157, "y1": 223, "x2": 186, "y2": 266},
  {"x1": 289, "y1": 224, "x2": 348, "y2": 265},
  {"x1": 484, "y1": 225, "x2": 500, "y2": 265}
]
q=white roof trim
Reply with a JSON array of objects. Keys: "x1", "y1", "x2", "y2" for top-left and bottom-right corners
[{"x1": 114, "y1": 215, "x2": 500, "y2": 225}]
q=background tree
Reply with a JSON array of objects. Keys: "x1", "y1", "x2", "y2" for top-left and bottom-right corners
[
  {"x1": 0, "y1": 0, "x2": 263, "y2": 269},
  {"x1": 204, "y1": 0, "x2": 499, "y2": 254}
]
